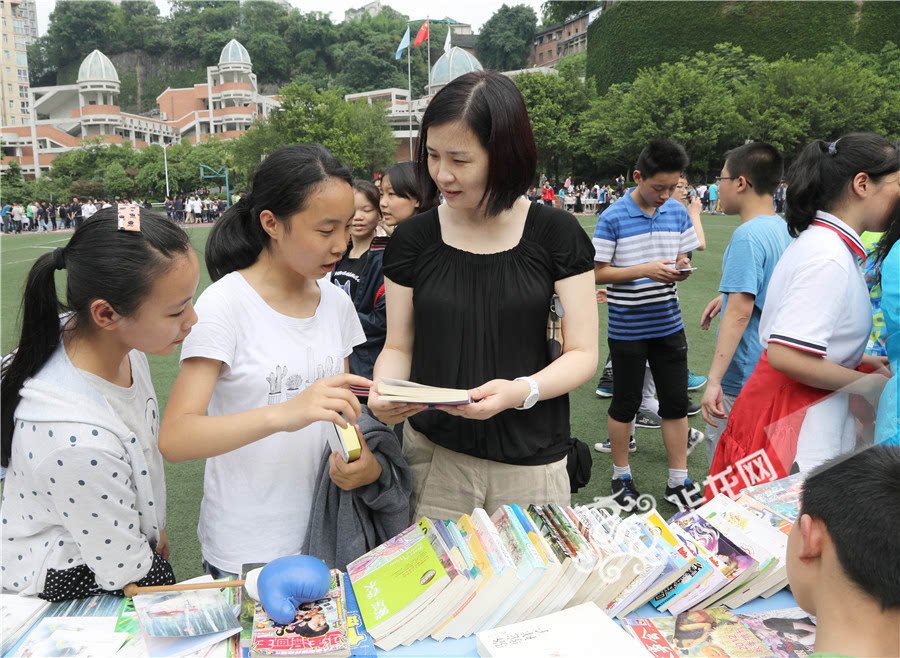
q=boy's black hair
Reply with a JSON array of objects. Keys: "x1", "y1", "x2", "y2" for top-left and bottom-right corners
[
  {"x1": 382, "y1": 161, "x2": 437, "y2": 211},
  {"x1": 724, "y1": 142, "x2": 784, "y2": 196},
  {"x1": 635, "y1": 140, "x2": 689, "y2": 178},
  {"x1": 799, "y1": 445, "x2": 900, "y2": 610}
]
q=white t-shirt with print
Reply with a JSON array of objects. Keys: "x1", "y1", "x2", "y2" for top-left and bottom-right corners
[{"x1": 180, "y1": 272, "x2": 365, "y2": 574}]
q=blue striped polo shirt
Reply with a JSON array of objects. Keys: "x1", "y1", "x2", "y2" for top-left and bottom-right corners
[{"x1": 593, "y1": 194, "x2": 700, "y2": 340}]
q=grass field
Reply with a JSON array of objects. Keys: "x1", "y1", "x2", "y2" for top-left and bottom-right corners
[{"x1": 0, "y1": 212, "x2": 740, "y2": 581}]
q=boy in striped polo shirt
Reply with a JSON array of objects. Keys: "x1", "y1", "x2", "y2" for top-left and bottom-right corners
[{"x1": 593, "y1": 140, "x2": 702, "y2": 511}]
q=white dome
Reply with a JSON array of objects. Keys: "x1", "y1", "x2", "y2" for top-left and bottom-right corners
[
  {"x1": 77, "y1": 50, "x2": 119, "y2": 83},
  {"x1": 430, "y1": 47, "x2": 483, "y2": 87},
  {"x1": 219, "y1": 39, "x2": 251, "y2": 65}
]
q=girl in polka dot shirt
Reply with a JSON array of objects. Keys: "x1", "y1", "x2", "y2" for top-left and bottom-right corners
[{"x1": 0, "y1": 207, "x2": 200, "y2": 601}]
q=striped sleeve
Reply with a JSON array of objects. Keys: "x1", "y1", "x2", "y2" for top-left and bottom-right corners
[
  {"x1": 678, "y1": 210, "x2": 702, "y2": 254},
  {"x1": 765, "y1": 259, "x2": 849, "y2": 357},
  {"x1": 592, "y1": 214, "x2": 617, "y2": 263}
]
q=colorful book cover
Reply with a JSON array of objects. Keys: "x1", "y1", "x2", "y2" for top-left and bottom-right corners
[
  {"x1": 341, "y1": 573, "x2": 376, "y2": 656},
  {"x1": 670, "y1": 513, "x2": 757, "y2": 595},
  {"x1": 737, "y1": 494, "x2": 795, "y2": 536},
  {"x1": 526, "y1": 505, "x2": 571, "y2": 566},
  {"x1": 623, "y1": 607, "x2": 771, "y2": 657},
  {"x1": 736, "y1": 607, "x2": 817, "y2": 658},
  {"x1": 346, "y1": 523, "x2": 448, "y2": 638},
  {"x1": 741, "y1": 472, "x2": 805, "y2": 522},
  {"x1": 652, "y1": 523, "x2": 718, "y2": 612},
  {"x1": 251, "y1": 569, "x2": 348, "y2": 656}
]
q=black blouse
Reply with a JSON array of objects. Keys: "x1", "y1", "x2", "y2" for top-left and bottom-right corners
[{"x1": 382, "y1": 202, "x2": 594, "y2": 465}]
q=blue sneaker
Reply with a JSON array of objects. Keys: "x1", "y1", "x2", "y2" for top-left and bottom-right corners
[
  {"x1": 665, "y1": 478, "x2": 704, "y2": 510},
  {"x1": 611, "y1": 475, "x2": 641, "y2": 511},
  {"x1": 595, "y1": 366, "x2": 614, "y2": 398},
  {"x1": 596, "y1": 385, "x2": 613, "y2": 398},
  {"x1": 595, "y1": 438, "x2": 636, "y2": 453},
  {"x1": 688, "y1": 370, "x2": 707, "y2": 391}
]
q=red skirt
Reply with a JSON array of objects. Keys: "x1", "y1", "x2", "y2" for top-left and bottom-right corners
[{"x1": 704, "y1": 351, "x2": 876, "y2": 501}]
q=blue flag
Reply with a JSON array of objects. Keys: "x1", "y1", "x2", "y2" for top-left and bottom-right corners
[{"x1": 395, "y1": 26, "x2": 410, "y2": 60}]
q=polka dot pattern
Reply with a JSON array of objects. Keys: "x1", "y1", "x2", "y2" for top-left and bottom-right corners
[{"x1": 38, "y1": 553, "x2": 174, "y2": 602}]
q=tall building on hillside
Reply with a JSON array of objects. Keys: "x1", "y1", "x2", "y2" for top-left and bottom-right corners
[
  {"x1": 1, "y1": 39, "x2": 280, "y2": 178},
  {"x1": 532, "y1": 7, "x2": 601, "y2": 67},
  {"x1": 0, "y1": 0, "x2": 36, "y2": 129}
]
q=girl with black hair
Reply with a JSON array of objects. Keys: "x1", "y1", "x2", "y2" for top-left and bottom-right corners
[
  {"x1": 378, "y1": 161, "x2": 435, "y2": 236},
  {"x1": 368, "y1": 72, "x2": 598, "y2": 521},
  {"x1": 706, "y1": 133, "x2": 900, "y2": 499},
  {"x1": 330, "y1": 180, "x2": 389, "y2": 400},
  {"x1": 159, "y1": 144, "x2": 375, "y2": 578},
  {"x1": 0, "y1": 206, "x2": 198, "y2": 600}
]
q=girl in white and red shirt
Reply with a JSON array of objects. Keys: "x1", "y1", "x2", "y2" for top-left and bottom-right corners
[{"x1": 707, "y1": 133, "x2": 900, "y2": 498}]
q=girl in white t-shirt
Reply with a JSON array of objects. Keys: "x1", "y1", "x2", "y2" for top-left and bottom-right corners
[
  {"x1": 1, "y1": 207, "x2": 199, "y2": 600},
  {"x1": 159, "y1": 144, "x2": 374, "y2": 577},
  {"x1": 707, "y1": 133, "x2": 900, "y2": 497}
]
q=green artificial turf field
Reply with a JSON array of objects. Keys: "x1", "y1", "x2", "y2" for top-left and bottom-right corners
[{"x1": 1, "y1": 212, "x2": 740, "y2": 581}]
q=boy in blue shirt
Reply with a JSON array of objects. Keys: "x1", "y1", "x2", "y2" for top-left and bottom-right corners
[
  {"x1": 699, "y1": 142, "x2": 792, "y2": 467},
  {"x1": 593, "y1": 140, "x2": 701, "y2": 510}
]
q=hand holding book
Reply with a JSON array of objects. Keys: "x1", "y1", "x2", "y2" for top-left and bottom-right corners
[
  {"x1": 328, "y1": 428, "x2": 383, "y2": 491},
  {"x1": 277, "y1": 373, "x2": 372, "y2": 431},
  {"x1": 434, "y1": 378, "x2": 532, "y2": 420},
  {"x1": 368, "y1": 380, "x2": 429, "y2": 425}
]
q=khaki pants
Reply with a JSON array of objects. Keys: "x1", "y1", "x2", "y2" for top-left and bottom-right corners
[{"x1": 403, "y1": 422, "x2": 570, "y2": 523}]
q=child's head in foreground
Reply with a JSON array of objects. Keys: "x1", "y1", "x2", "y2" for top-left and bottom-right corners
[{"x1": 787, "y1": 444, "x2": 900, "y2": 619}]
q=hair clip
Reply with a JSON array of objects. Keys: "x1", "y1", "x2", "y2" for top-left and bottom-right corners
[
  {"x1": 827, "y1": 139, "x2": 840, "y2": 156},
  {"x1": 117, "y1": 204, "x2": 141, "y2": 232}
]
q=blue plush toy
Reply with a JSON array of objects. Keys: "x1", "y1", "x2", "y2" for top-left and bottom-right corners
[{"x1": 244, "y1": 555, "x2": 332, "y2": 625}]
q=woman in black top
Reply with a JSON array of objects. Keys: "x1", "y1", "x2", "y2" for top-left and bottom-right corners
[{"x1": 368, "y1": 72, "x2": 598, "y2": 520}]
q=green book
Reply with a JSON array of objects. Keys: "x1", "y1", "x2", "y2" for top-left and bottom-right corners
[{"x1": 346, "y1": 523, "x2": 449, "y2": 644}]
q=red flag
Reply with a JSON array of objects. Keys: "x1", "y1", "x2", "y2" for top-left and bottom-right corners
[{"x1": 414, "y1": 20, "x2": 429, "y2": 47}]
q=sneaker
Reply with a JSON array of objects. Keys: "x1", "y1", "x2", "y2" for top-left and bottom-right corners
[
  {"x1": 595, "y1": 438, "x2": 637, "y2": 453},
  {"x1": 634, "y1": 410, "x2": 662, "y2": 429},
  {"x1": 687, "y1": 370, "x2": 707, "y2": 391},
  {"x1": 595, "y1": 366, "x2": 614, "y2": 398},
  {"x1": 611, "y1": 475, "x2": 641, "y2": 511},
  {"x1": 665, "y1": 478, "x2": 704, "y2": 510},
  {"x1": 687, "y1": 428, "x2": 705, "y2": 455},
  {"x1": 687, "y1": 400, "x2": 701, "y2": 416}
]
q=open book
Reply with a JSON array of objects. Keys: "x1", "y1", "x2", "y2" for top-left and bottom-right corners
[{"x1": 376, "y1": 378, "x2": 471, "y2": 405}]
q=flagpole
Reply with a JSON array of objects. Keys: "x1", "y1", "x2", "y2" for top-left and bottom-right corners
[
  {"x1": 426, "y1": 16, "x2": 431, "y2": 96},
  {"x1": 407, "y1": 28, "x2": 413, "y2": 160}
]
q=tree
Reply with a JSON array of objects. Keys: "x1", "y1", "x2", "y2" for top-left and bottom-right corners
[
  {"x1": 515, "y1": 65, "x2": 593, "y2": 182},
  {"x1": 580, "y1": 61, "x2": 744, "y2": 177},
  {"x1": 103, "y1": 161, "x2": 134, "y2": 198},
  {"x1": 0, "y1": 161, "x2": 27, "y2": 204},
  {"x1": 476, "y1": 5, "x2": 538, "y2": 71},
  {"x1": 541, "y1": 1, "x2": 600, "y2": 26},
  {"x1": 42, "y1": 1, "x2": 121, "y2": 71},
  {"x1": 268, "y1": 83, "x2": 394, "y2": 177}
]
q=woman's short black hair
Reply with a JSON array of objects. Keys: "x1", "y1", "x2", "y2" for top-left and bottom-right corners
[{"x1": 416, "y1": 71, "x2": 537, "y2": 217}]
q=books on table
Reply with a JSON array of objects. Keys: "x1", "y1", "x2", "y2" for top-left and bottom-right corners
[
  {"x1": 623, "y1": 605, "x2": 816, "y2": 657},
  {"x1": 375, "y1": 378, "x2": 472, "y2": 405}
]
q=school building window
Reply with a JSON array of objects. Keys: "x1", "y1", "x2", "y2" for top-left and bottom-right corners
[
  {"x1": 16, "y1": 52, "x2": 26, "y2": 65},
  {"x1": 17, "y1": 68, "x2": 27, "y2": 81}
]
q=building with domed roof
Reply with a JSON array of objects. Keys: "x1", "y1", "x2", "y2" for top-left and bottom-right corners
[
  {"x1": 1, "y1": 39, "x2": 280, "y2": 178},
  {"x1": 345, "y1": 45, "x2": 553, "y2": 163}
]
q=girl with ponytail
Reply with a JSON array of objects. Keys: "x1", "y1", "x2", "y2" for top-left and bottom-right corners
[
  {"x1": 1, "y1": 207, "x2": 198, "y2": 600},
  {"x1": 706, "y1": 133, "x2": 900, "y2": 499},
  {"x1": 159, "y1": 144, "x2": 376, "y2": 577}
]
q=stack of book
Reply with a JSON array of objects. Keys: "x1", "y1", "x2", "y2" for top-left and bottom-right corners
[
  {"x1": 341, "y1": 475, "x2": 803, "y2": 650},
  {"x1": 336, "y1": 482, "x2": 793, "y2": 651}
]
